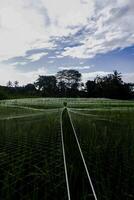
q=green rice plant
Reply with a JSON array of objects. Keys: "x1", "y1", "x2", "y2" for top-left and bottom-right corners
[
  {"x1": 69, "y1": 108, "x2": 134, "y2": 200},
  {"x1": 1, "y1": 98, "x2": 134, "y2": 199},
  {"x1": 0, "y1": 110, "x2": 67, "y2": 200},
  {"x1": 62, "y1": 109, "x2": 96, "y2": 200}
]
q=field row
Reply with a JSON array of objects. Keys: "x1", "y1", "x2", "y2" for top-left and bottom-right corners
[
  {"x1": 0, "y1": 99, "x2": 134, "y2": 199},
  {"x1": 0, "y1": 108, "x2": 67, "y2": 200},
  {"x1": 1, "y1": 98, "x2": 134, "y2": 110}
]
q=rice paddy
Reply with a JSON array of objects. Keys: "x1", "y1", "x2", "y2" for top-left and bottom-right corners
[{"x1": 0, "y1": 98, "x2": 134, "y2": 199}]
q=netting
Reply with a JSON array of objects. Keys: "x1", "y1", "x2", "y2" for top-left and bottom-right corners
[
  {"x1": 62, "y1": 109, "x2": 97, "y2": 200},
  {"x1": 68, "y1": 108, "x2": 134, "y2": 200},
  {"x1": 0, "y1": 110, "x2": 67, "y2": 200},
  {"x1": 67, "y1": 109, "x2": 98, "y2": 200},
  {"x1": 68, "y1": 108, "x2": 128, "y2": 125},
  {"x1": 60, "y1": 109, "x2": 71, "y2": 200},
  {"x1": 1, "y1": 101, "x2": 134, "y2": 200}
]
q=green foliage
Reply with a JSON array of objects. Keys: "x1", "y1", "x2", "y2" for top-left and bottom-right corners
[
  {"x1": 0, "y1": 107, "x2": 66, "y2": 199},
  {"x1": 1, "y1": 69, "x2": 134, "y2": 99},
  {"x1": 70, "y1": 108, "x2": 134, "y2": 199},
  {"x1": 0, "y1": 91, "x2": 8, "y2": 100},
  {"x1": 34, "y1": 75, "x2": 57, "y2": 96},
  {"x1": 86, "y1": 70, "x2": 133, "y2": 99},
  {"x1": 56, "y1": 69, "x2": 82, "y2": 97},
  {"x1": 0, "y1": 99, "x2": 134, "y2": 199}
]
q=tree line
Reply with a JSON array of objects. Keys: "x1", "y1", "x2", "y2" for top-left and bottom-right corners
[{"x1": 0, "y1": 69, "x2": 134, "y2": 100}]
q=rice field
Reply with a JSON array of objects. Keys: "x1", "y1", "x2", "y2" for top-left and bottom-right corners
[{"x1": 0, "y1": 98, "x2": 134, "y2": 200}]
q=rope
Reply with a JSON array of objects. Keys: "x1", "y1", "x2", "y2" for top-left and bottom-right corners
[
  {"x1": 0, "y1": 104, "x2": 60, "y2": 112},
  {"x1": 70, "y1": 107, "x2": 134, "y2": 111},
  {"x1": 68, "y1": 109, "x2": 112, "y2": 121},
  {"x1": 67, "y1": 108, "x2": 98, "y2": 200},
  {"x1": 68, "y1": 109, "x2": 123, "y2": 124},
  {"x1": 0, "y1": 112, "x2": 47, "y2": 121},
  {"x1": 69, "y1": 109, "x2": 104, "y2": 117},
  {"x1": 60, "y1": 109, "x2": 71, "y2": 200},
  {"x1": 69, "y1": 109, "x2": 128, "y2": 126}
]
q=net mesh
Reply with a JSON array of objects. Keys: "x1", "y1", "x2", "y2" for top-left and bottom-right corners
[
  {"x1": 0, "y1": 111, "x2": 67, "y2": 200},
  {"x1": 69, "y1": 109, "x2": 134, "y2": 200}
]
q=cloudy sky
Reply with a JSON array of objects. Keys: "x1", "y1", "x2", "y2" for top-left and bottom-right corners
[{"x1": 0, "y1": 0, "x2": 134, "y2": 85}]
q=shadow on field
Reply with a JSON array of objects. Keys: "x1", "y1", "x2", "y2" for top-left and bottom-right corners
[{"x1": 62, "y1": 108, "x2": 95, "y2": 200}]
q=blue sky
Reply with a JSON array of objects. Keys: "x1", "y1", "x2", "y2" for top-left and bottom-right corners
[{"x1": 0, "y1": 0, "x2": 134, "y2": 85}]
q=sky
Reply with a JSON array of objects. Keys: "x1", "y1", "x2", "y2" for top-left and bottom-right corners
[{"x1": 0, "y1": 0, "x2": 134, "y2": 85}]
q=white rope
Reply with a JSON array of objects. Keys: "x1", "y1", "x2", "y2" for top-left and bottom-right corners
[
  {"x1": 67, "y1": 109, "x2": 98, "y2": 200},
  {"x1": 68, "y1": 109, "x2": 110, "y2": 120},
  {"x1": 70, "y1": 107, "x2": 134, "y2": 111},
  {"x1": 69, "y1": 109, "x2": 104, "y2": 117},
  {"x1": 60, "y1": 109, "x2": 71, "y2": 200},
  {"x1": 0, "y1": 112, "x2": 47, "y2": 120},
  {"x1": 68, "y1": 109, "x2": 122, "y2": 124},
  {"x1": 0, "y1": 104, "x2": 60, "y2": 112}
]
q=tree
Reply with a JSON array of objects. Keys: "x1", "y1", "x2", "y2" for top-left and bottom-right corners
[
  {"x1": 0, "y1": 90, "x2": 8, "y2": 100},
  {"x1": 56, "y1": 70, "x2": 82, "y2": 96},
  {"x1": 86, "y1": 70, "x2": 132, "y2": 99},
  {"x1": 57, "y1": 81, "x2": 66, "y2": 97},
  {"x1": 86, "y1": 80, "x2": 96, "y2": 97},
  {"x1": 23, "y1": 84, "x2": 37, "y2": 96},
  {"x1": 14, "y1": 81, "x2": 19, "y2": 88},
  {"x1": 112, "y1": 70, "x2": 123, "y2": 84},
  {"x1": 25, "y1": 84, "x2": 36, "y2": 91},
  {"x1": 100, "y1": 70, "x2": 124, "y2": 99},
  {"x1": 7, "y1": 81, "x2": 12, "y2": 88},
  {"x1": 34, "y1": 76, "x2": 57, "y2": 96}
]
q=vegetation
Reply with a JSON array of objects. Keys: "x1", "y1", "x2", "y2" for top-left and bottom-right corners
[
  {"x1": 0, "y1": 98, "x2": 134, "y2": 199},
  {"x1": 86, "y1": 70, "x2": 133, "y2": 99},
  {"x1": 0, "y1": 107, "x2": 66, "y2": 200},
  {"x1": 0, "y1": 70, "x2": 134, "y2": 100},
  {"x1": 69, "y1": 108, "x2": 134, "y2": 199},
  {"x1": 34, "y1": 75, "x2": 57, "y2": 96}
]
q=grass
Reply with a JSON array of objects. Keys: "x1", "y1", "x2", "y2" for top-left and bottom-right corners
[
  {"x1": 69, "y1": 108, "x2": 134, "y2": 200},
  {"x1": 0, "y1": 108, "x2": 66, "y2": 200},
  {"x1": 62, "y1": 109, "x2": 95, "y2": 200},
  {"x1": 0, "y1": 98, "x2": 134, "y2": 199},
  {"x1": 1, "y1": 97, "x2": 134, "y2": 109}
]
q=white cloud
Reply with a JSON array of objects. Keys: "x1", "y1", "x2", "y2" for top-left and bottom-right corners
[
  {"x1": 0, "y1": 64, "x2": 133, "y2": 86},
  {"x1": 0, "y1": 1, "x2": 52, "y2": 61},
  {"x1": 58, "y1": 66, "x2": 91, "y2": 70},
  {"x1": 10, "y1": 62, "x2": 27, "y2": 66},
  {"x1": 61, "y1": 0, "x2": 134, "y2": 58},
  {"x1": 48, "y1": 56, "x2": 56, "y2": 59},
  {"x1": 56, "y1": 55, "x2": 64, "y2": 58},
  {"x1": 80, "y1": 62, "x2": 84, "y2": 65},
  {"x1": 82, "y1": 71, "x2": 111, "y2": 82},
  {"x1": 0, "y1": 0, "x2": 134, "y2": 81},
  {"x1": 122, "y1": 73, "x2": 134, "y2": 83},
  {"x1": 0, "y1": 0, "x2": 134, "y2": 61},
  {"x1": 0, "y1": 0, "x2": 94, "y2": 61},
  {"x1": 82, "y1": 71, "x2": 134, "y2": 83},
  {"x1": 27, "y1": 52, "x2": 48, "y2": 62},
  {"x1": 48, "y1": 60, "x2": 54, "y2": 64},
  {"x1": 0, "y1": 64, "x2": 47, "y2": 86},
  {"x1": 40, "y1": 0, "x2": 94, "y2": 30}
]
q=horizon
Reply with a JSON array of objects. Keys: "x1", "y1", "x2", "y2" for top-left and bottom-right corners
[
  {"x1": 0, "y1": 69, "x2": 132, "y2": 87},
  {"x1": 0, "y1": 0, "x2": 134, "y2": 86}
]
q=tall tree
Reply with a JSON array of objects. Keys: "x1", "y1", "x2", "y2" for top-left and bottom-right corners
[
  {"x1": 14, "y1": 81, "x2": 19, "y2": 88},
  {"x1": 86, "y1": 70, "x2": 133, "y2": 99},
  {"x1": 56, "y1": 70, "x2": 82, "y2": 96},
  {"x1": 35, "y1": 76, "x2": 57, "y2": 96},
  {"x1": 86, "y1": 80, "x2": 96, "y2": 97},
  {"x1": 7, "y1": 81, "x2": 12, "y2": 88}
]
